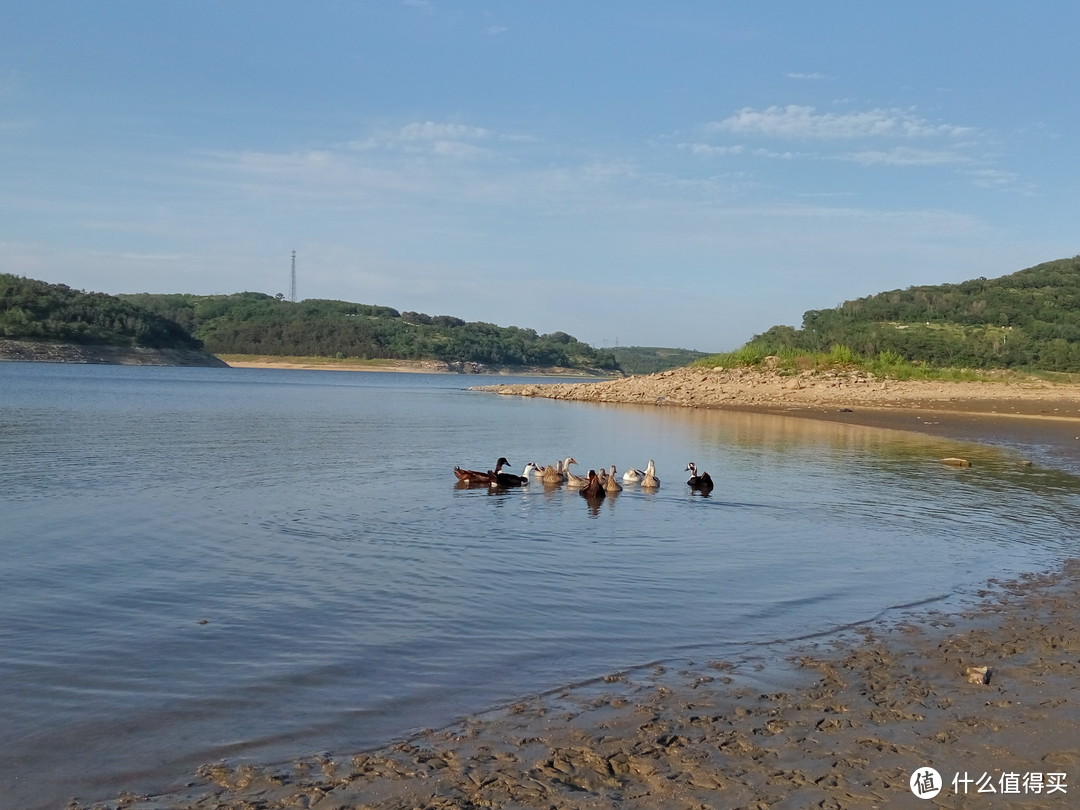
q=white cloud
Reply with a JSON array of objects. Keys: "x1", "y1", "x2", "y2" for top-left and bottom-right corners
[
  {"x1": 967, "y1": 168, "x2": 1017, "y2": 187},
  {"x1": 346, "y1": 121, "x2": 513, "y2": 160},
  {"x1": 712, "y1": 105, "x2": 970, "y2": 139},
  {"x1": 847, "y1": 147, "x2": 968, "y2": 166},
  {"x1": 681, "y1": 143, "x2": 745, "y2": 157},
  {"x1": 430, "y1": 140, "x2": 496, "y2": 160},
  {"x1": 786, "y1": 72, "x2": 827, "y2": 80},
  {"x1": 484, "y1": 25, "x2": 509, "y2": 35},
  {"x1": 752, "y1": 147, "x2": 803, "y2": 160},
  {"x1": 397, "y1": 121, "x2": 492, "y2": 142},
  {"x1": 966, "y1": 168, "x2": 1036, "y2": 194}
]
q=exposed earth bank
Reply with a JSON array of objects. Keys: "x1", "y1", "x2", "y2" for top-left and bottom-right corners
[{"x1": 0, "y1": 339, "x2": 228, "y2": 368}]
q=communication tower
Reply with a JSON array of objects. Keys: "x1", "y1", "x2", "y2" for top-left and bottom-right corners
[{"x1": 290, "y1": 251, "x2": 297, "y2": 303}]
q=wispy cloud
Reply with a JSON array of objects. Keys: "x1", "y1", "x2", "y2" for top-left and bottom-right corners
[
  {"x1": 752, "y1": 148, "x2": 805, "y2": 160},
  {"x1": 785, "y1": 72, "x2": 827, "y2": 80},
  {"x1": 966, "y1": 168, "x2": 1036, "y2": 194},
  {"x1": 346, "y1": 120, "x2": 512, "y2": 161},
  {"x1": 711, "y1": 105, "x2": 971, "y2": 139},
  {"x1": 680, "y1": 143, "x2": 745, "y2": 157},
  {"x1": 397, "y1": 121, "x2": 492, "y2": 141},
  {"x1": 847, "y1": 146, "x2": 969, "y2": 166}
]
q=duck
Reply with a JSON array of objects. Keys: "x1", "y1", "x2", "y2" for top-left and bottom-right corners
[
  {"x1": 454, "y1": 457, "x2": 510, "y2": 485},
  {"x1": 685, "y1": 462, "x2": 714, "y2": 492},
  {"x1": 492, "y1": 462, "x2": 539, "y2": 488},
  {"x1": 579, "y1": 469, "x2": 606, "y2": 499},
  {"x1": 622, "y1": 466, "x2": 646, "y2": 483},
  {"x1": 564, "y1": 459, "x2": 590, "y2": 489},
  {"x1": 641, "y1": 459, "x2": 660, "y2": 489},
  {"x1": 603, "y1": 465, "x2": 623, "y2": 493},
  {"x1": 542, "y1": 457, "x2": 576, "y2": 485}
]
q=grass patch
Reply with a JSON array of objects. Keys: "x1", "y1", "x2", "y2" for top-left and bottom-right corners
[{"x1": 692, "y1": 343, "x2": 1007, "y2": 382}]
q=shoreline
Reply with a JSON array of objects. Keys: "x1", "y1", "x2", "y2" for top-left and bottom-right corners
[
  {"x1": 219, "y1": 355, "x2": 612, "y2": 377},
  {"x1": 475, "y1": 365, "x2": 1080, "y2": 469},
  {"x1": 80, "y1": 562, "x2": 1080, "y2": 810},
  {"x1": 71, "y1": 367, "x2": 1080, "y2": 810}
]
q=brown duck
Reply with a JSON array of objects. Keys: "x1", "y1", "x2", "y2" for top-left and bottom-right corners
[{"x1": 454, "y1": 457, "x2": 510, "y2": 485}]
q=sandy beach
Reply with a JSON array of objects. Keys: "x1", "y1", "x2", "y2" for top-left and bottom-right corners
[
  {"x1": 218, "y1": 355, "x2": 607, "y2": 377},
  {"x1": 70, "y1": 367, "x2": 1080, "y2": 810}
]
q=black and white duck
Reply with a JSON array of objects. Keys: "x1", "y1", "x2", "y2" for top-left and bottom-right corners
[{"x1": 685, "y1": 461, "x2": 714, "y2": 492}]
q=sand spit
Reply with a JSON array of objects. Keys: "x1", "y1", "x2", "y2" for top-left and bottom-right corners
[
  {"x1": 472, "y1": 365, "x2": 1080, "y2": 421},
  {"x1": 72, "y1": 562, "x2": 1080, "y2": 810},
  {"x1": 220, "y1": 356, "x2": 607, "y2": 377}
]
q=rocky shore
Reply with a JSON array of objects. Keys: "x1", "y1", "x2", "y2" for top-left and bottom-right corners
[
  {"x1": 475, "y1": 365, "x2": 1080, "y2": 464},
  {"x1": 473, "y1": 364, "x2": 1080, "y2": 420}
]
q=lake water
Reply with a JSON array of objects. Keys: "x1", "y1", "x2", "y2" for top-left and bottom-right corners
[{"x1": 3, "y1": 363, "x2": 1080, "y2": 810}]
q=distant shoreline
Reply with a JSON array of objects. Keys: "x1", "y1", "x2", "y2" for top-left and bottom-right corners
[
  {"x1": 218, "y1": 354, "x2": 614, "y2": 377},
  {"x1": 0, "y1": 338, "x2": 226, "y2": 367}
]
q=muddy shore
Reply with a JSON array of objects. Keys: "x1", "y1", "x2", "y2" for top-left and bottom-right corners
[{"x1": 68, "y1": 368, "x2": 1080, "y2": 810}]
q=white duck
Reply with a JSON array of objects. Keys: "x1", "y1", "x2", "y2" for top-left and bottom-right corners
[
  {"x1": 565, "y1": 459, "x2": 590, "y2": 488},
  {"x1": 641, "y1": 459, "x2": 660, "y2": 489},
  {"x1": 622, "y1": 465, "x2": 646, "y2": 483}
]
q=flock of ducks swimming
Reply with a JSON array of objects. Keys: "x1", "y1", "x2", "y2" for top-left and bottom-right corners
[{"x1": 453, "y1": 457, "x2": 714, "y2": 498}]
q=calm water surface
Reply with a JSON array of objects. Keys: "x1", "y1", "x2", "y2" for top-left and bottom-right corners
[{"x1": 2, "y1": 363, "x2": 1079, "y2": 809}]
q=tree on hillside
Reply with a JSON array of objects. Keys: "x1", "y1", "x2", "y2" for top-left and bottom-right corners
[{"x1": 0, "y1": 275, "x2": 203, "y2": 349}]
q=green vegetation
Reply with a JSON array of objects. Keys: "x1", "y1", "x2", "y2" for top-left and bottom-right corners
[
  {"x1": 0, "y1": 274, "x2": 203, "y2": 350},
  {"x1": 609, "y1": 346, "x2": 711, "y2": 375},
  {"x1": 708, "y1": 256, "x2": 1080, "y2": 373},
  {"x1": 692, "y1": 344, "x2": 996, "y2": 381},
  {"x1": 121, "y1": 291, "x2": 621, "y2": 372}
]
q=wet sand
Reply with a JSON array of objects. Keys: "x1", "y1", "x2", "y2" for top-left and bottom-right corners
[{"x1": 69, "y1": 370, "x2": 1080, "y2": 810}]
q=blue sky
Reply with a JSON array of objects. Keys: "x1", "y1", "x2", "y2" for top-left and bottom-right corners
[{"x1": 2, "y1": 2, "x2": 1077, "y2": 352}]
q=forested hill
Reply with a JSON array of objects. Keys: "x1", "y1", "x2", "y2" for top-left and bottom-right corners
[
  {"x1": 120, "y1": 291, "x2": 621, "y2": 372},
  {"x1": 0, "y1": 273, "x2": 203, "y2": 350},
  {"x1": 751, "y1": 256, "x2": 1080, "y2": 371}
]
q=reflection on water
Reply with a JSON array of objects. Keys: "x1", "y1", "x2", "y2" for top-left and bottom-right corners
[{"x1": 2, "y1": 363, "x2": 1079, "y2": 809}]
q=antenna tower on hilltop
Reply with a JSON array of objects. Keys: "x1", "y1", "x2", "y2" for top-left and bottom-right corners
[{"x1": 290, "y1": 251, "x2": 297, "y2": 302}]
